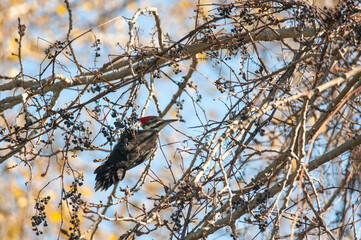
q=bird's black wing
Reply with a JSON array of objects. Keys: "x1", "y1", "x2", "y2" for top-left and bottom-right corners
[
  {"x1": 124, "y1": 130, "x2": 159, "y2": 169},
  {"x1": 94, "y1": 130, "x2": 159, "y2": 191}
]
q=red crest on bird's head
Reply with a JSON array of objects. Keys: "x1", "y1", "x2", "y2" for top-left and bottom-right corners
[{"x1": 139, "y1": 116, "x2": 152, "y2": 125}]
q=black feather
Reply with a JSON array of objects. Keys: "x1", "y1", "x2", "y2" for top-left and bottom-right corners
[{"x1": 94, "y1": 129, "x2": 159, "y2": 191}]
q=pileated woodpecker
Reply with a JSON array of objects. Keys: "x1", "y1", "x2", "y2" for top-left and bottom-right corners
[{"x1": 94, "y1": 116, "x2": 177, "y2": 191}]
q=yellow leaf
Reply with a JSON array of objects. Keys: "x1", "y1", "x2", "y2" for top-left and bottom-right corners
[
  {"x1": 10, "y1": 0, "x2": 24, "y2": 5},
  {"x1": 126, "y1": 1, "x2": 138, "y2": 12},
  {"x1": 309, "y1": 116, "x2": 316, "y2": 125},
  {"x1": 286, "y1": 115, "x2": 297, "y2": 125},
  {"x1": 110, "y1": 234, "x2": 119, "y2": 240},
  {"x1": 50, "y1": 212, "x2": 62, "y2": 222},
  {"x1": 84, "y1": 2, "x2": 93, "y2": 10},
  {"x1": 57, "y1": 5, "x2": 67, "y2": 15},
  {"x1": 17, "y1": 196, "x2": 28, "y2": 208},
  {"x1": 12, "y1": 186, "x2": 23, "y2": 198},
  {"x1": 81, "y1": 186, "x2": 93, "y2": 197},
  {"x1": 319, "y1": 124, "x2": 327, "y2": 134},
  {"x1": 196, "y1": 53, "x2": 206, "y2": 60},
  {"x1": 180, "y1": 1, "x2": 191, "y2": 10}
]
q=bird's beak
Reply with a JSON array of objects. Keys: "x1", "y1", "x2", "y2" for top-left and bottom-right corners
[{"x1": 164, "y1": 119, "x2": 178, "y2": 124}]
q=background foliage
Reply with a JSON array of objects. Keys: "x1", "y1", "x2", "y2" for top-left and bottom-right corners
[{"x1": 1, "y1": 0, "x2": 361, "y2": 239}]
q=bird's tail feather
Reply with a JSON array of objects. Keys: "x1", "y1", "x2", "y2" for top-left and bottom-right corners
[{"x1": 94, "y1": 160, "x2": 126, "y2": 191}]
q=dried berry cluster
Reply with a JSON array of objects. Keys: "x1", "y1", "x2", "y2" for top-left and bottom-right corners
[
  {"x1": 170, "y1": 201, "x2": 183, "y2": 233},
  {"x1": 92, "y1": 38, "x2": 101, "y2": 58},
  {"x1": 60, "y1": 109, "x2": 92, "y2": 151},
  {"x1": 169, "y1": 181, "x2": 200, "y2": 236},
  {"x1": 31, "y1": 196, "x2": 51, "y2": 236},
  {"x1": 45, "y1": 40, "x2": 66, "y2": 59},
  {"x1": 216, "y1": 3, "x2": 234, "y2": 18},
  {"x1": 62, "y1": 177, "x2": 84, "y2": 240},
  {"x1": 324, "y1": 1, "x2": 361, "y2": 47}
]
